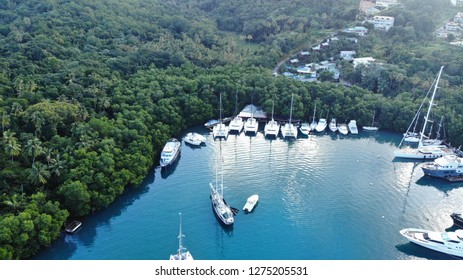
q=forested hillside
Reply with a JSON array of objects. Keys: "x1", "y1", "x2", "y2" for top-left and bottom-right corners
[{"x1": 1, "y1": 0, "x2": 463, "y2": 259}]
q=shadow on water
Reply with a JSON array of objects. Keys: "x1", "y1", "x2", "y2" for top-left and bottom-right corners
[
  {"x1": 160, "y1": 154, "x2": 180, "y2": 179},
  {"x1": 395, "y1": 243, "x2": 458, "y2": 260},
  {"x1": 415, "y1": 176, "x2": 463, "y2": 193}
]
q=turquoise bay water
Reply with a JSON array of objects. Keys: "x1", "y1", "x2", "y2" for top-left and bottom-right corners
[{"x1": 35, "y1": 128, "x2": 463, "y2": 260}]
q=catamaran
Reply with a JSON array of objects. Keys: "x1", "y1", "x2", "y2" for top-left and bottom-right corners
[
  {"x1": 281, "y1": 94, "x2": 298, "y2": 139},
  {"x1": 212, "y1": 92, "x2": 229, "y2": 139},
  {"x1": 310, "y1": 103, "x2": 317, "y2": 131},
  {"x1": 228, "y1": 92, "x2": 244, "y2": 133},
  {"x1": 264, "y1": 99, "x2": 280, "y2": 137},
  {"x1": 244, "y1": 97, "x2": 258, "y2": 135},
  {"x1": 169, "y1": 213, "x2": 194, "y2": 260}
]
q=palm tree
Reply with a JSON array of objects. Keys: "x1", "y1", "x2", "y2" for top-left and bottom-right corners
[
  {"x1": 28, "y1": 162, "x2": 50, "y2": 186},
  {"x1": 3, "y1": 130, "x2": 21, "y2": 162},
  {"x1": 1, "y1": 111, "x2": 10, "y2": 134},
  {"x1": 2, "y1": 193, "x2": 27, "y2": 213},
  {"x1": 49, "y1": 153, "x2": 66, "y2": 177},
  {"x1": 29, "y1": 111, "x2": 45, "y2": 137},
  {"x1": 24, "y1": 137, "x2": 44, "y2": 165}
]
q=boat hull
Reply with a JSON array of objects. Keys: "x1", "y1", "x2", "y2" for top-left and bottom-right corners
[
  {"x1": 160, "y1": 139, "x2": 181, "y2": 167},
  {"x1": 451, "y1": 213, "x2": 463, "y2": 228},
  {"x1": 400, "y1": 228, "x2": 463, "y2": 258}
]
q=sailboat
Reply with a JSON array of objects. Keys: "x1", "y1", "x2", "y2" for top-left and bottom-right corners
[
  {"x1": 212, "y1": 92, "x2": 229, "y2": 139},
  {"x1": 363, "y1": 111, "x2": 379, "y2": 131},
  {"x1": 264, "y1": 99, "x2": 280, "y2": 137},
  {"x1": 394, "y1": 66, "x2": 455, "y2": 160},
  {"x1": 281, "y1": 94, "x2": 298, "y2": 139},
  {"x1": 422, "y1": 116, "x2": 444, "y2": 146},
  {"x1": 310, "y1": 103, "x2": 317, "y2": 131},
  {"x1": 169, "y1": 213, "x2": 194, "y2": 260},
  {"x1": 210, "y1": 140, "x2": 234, "y2": 226},
  {"x1": 244, "y1": 97, "x2": 259, "y2": 134},
  {"x1": 228, "y1": 92, "x2": 244, "y2": 133}
]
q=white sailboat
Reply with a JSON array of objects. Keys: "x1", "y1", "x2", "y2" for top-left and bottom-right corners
[
  {"x1": 244, "y1": 97, "x2": 258, "y2": 135},
  {"x1": 394, "y1": 66, "x2": 455, "y2": 160},
  {"x1": 169, "y1": 213, "x2": 194, "y2": 260},
  {"x1": 363, "y1": 111, "x2": 379, "y2": 131},
  {"x1": 212, "y1": 93, "x2": 229, "y2": 139},
  {"x1": 210, "y1": 140, "x2": 234, "y2": 226},
  {"x1": 281, "y1": 94, "x2": 298, "y2": 139},
  {"x1": 264, "y1": 99, "x2": 280, "y2": 137},
  {"x1": 421, "y1": 116, "x2": 444, "y2": 146},
  {"x1": 228, "y1": 92, "x2": 244, "y2": 133},
  {"x1": 329, "y1": 118, "x2": 337, "y2": 132},
  {"x1": 310, "y1": 103, "x2": 317, "y2": 131}
]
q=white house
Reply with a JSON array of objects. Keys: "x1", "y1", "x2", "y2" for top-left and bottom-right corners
[
  {"x1": 289, "y1": 58, "x2": 300, "y2": 64},
  {"x1": 376, "y1": 0, "x2": 400, "y2": 9},
  {"x1": 372, "y1": 16, "x2": 395, "y2": 31},
  {"x1": 454, "y1": 12, "x2": 463, "y2": 23},
  {"x1": 450, "y1": 0, "x2": 463, "y2": 7},
  {"x1": 353, "y1": 57, "x2": 375, "y2": 68},
  {"x1": 446, "y1": 21, "x2": 461, "y2": 32},
  {"x1": 340, "y1": 51, "x2": 356, "y2": 61},
  {"x1": 343, "y1": 26, "x2": 368, "y2": 36}
]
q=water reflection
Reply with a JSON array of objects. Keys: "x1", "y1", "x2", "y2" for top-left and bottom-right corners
[{"x1": 395, "y1": 243, "x2": 457, "y2": 260}]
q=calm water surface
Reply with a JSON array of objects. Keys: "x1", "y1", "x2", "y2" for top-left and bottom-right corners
[{"x1": 35, "y1": 127, "x2": 463, "y2": 260}]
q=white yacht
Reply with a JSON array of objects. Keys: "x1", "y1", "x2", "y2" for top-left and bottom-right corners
[
  {"x1": 309, "y1": 103, "x2": 317, "y2": 131},
  {"x1": 244, "y1": 100, "x2": 259, "y2": 134},
  {"x1": 394, "y1": 66, "x2": 455, "y2": 160},
  {"x1": 210, "y1": 141, "x2": 234, "y2": 226},
  {"x1": 228, "y1": 92, "x2": 244, "y2": 133},
  {"x1": 170, "y1": 213, "x2": 194, "y2": 260},
  {"x1": 160, "y1": 138, "x2": 181, "y2": 167},
  {"x1": 299, "y1": 122, "x2": 310, "y2": 136},
  {"x1": 400, "y1": 228, "x2": 463, "y2": 258},
  {"x1": 243, "y1": 194, "x2": 259, "y2": 213},
  {"x1": 212, "y1": 93, "x2": 229, "y2": 139},
  {"x1": 329, "y1": 118, "x2": 337, "y2": 132},
  {"x1": 281, "y1": 94, "x2": 298, "y2": 139},
  {"x1": 184, "y1": 132, "x2": 206, "y2": 146},
  {"x1": 347, "y1": 120, "x2": 358, "y2": 134},
  {"x1": 264, "y1": 99, "x2": 280, "y2": 137},
  {"x1": 421, "y1": 155, "x2": 463, "y2": 180},
  {"x1": 315, "y1": 118, "x2": 327, "y2": 132},
  {"x1": 337, "y1": 123, "x2": 348, "y2": 135}
]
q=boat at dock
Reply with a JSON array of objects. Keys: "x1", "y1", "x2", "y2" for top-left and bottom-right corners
[
  {"x1": 363, "y1": 111, "x2": 378, "y2": 131},
  {"x1": 337, "y1": 123, "x2": 348, "y2": 135},
  {"x1": 264, "y1": 99, "x2": 280, "y2": 137},
  {"x1": 329, "y1": 118, "x2": 337, "y2": 132},
  {"x1": 451, "y1": 213, "x2": 463, "y2": 228},
  {"x1": 184, "y1": 132, "x2": 206, "y2": 146},
  {"x1": 348, "y1": 120, "x2": 358, "y2": 134},
  {"x1": 281, "y1": 94, "x2": 298, "y2": 139},
  {"x1": 421, "y1": 155, "x2": 463, "y2": 180},
  {"x1": 229, "y1": 92, "x2": 244, "y2": 133},
  {"x1": 299, "y1": 122, "x2": 310, "y2": 136},
  {"x1": 170, "y1": 213, "x2": 194, "y2": 260},
  {"x1": 243, "y1": 194, "x2": 259, "y2": 213},
  {"x1": 212, "y1": 93, "x2": 229, "y2": 139},
  {"x1": 399, "y1": 228, "x2": 463, "y2": 258},
  {"x1": 310, "y1": 104, "x2": 317, "y2": 131},
  {"x1": 64, "y1": 220, "x2": 82, "y2": 234},
  {"x1": 204, "y1": 119, "x2": 219, "y2": 128},
  {"x1": 160, "y1": 138, "x2": 181, "y2": 167}
]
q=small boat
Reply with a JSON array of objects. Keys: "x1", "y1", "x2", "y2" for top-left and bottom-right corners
[
  {"x1": 243, "y1": 194, "x2": 259, "y2": 213},
  {"x1": 399, "y1": 228, "x2": 463, "y2": 258},
  {"x1": 299, "y1": 122, "x2": 310, "y2": 136},
  {"x1": 204, "y1": 119, "x2": 219, "y2": 128},
  {"x1": 337, "y1": 123, "x2": 348, "y2": 135},
  {"x1": 348, "y1": 120, "x2": 358, "y2": 134},
  {"x1": 363, "y1": 111, "x2": 379, "y2": 131},
  {"x1": 451, "y1": 213, "x2": 463, "y2": 228},
  {"x1": 184, "y1": 132, "x2": 206, "y2": 146},
  {"x1": 64, "y1": 220, "x2": 82, "y2": 234},
  {"x1": 160, "y1": 138, "x2": 181, "y2": 167},
  {"x1": 170, "y1": 213, "x2": 194, "y2": 260},
  {"x1": 329, "y1": 118, "x2": 337, "y2": 132},
  {"x1": 315, "y1": 118, "x2": 327, "y2": 132}
]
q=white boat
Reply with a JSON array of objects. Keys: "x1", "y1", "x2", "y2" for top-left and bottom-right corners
[
  {"x1": 394, "y1": 66, "x2": 455, "y2": 160},
  {"x1": 184, "y1": 132, "x2": 206, "y2": 146},
  {"x1": 160, "y1": 138, "x2": 181, "y2": 167},
  {"x1": 315, "y1": 118, "x2": 327, "y2": 132},
  {"x1": 64, "y1": 220, "x2": 82, "y2": 234},
  {"x1": 228, "y1": 92, "x2": 244, "y2": 133},
  {"x1": 264, "y1": 99, "x2": 280, "y2": 137},
  {"x1": 400, "y1": 228, "x2": 463, "y2": 258},
  {"x1": 421, "y1": 116, "x2": 444, "y2": 146},
  {"x1": 329, "y1": 118, "x2": 337, "y2": 132},
  {"x1": 243, "y1": 194, "x2": 259, "y2": 213},
  {"x1": 299, "y1": 122, "x2": 310, "y2": 136},
  {"x1": 309, "y1": 103, "x2": 317, "y2": 131},
  {"x1": 363, "y1": 111, "x2": 379, "y2": 131},
  {"x1": 421, "y1": 155, "x2": 463, "y2": 180},
  {"x1": 204, "y1": 119, "x2": 219, "y2": 128},
  {"x1": 212, "y1": 93, "x2": 229, "y2": 139},
  {"x1": 337, "y1": 123, "x2": 348, "y2": 135},
  {"x1": 348, "y1": 120, "x2": 358, "y2": 134},
  {"x1": 244, "y1": 117, "x2": 258, "y2": 134},
  {"x1": 210, "y1": 141, "x2": 234, "y2": 226},
  {"x1": 170, "y1": 213, "x2": 194, "y2": 260},
  {"x1": 281, "y1": 94, "x2": 298, "y2": 139}
]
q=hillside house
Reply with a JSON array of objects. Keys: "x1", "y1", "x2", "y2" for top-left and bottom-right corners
[
  {"x1": 343, "y1": 26, "x2": 369, "y2": 36},
  {"x1": 372, "y1": 16, "x2": 395, "y2": 31}
]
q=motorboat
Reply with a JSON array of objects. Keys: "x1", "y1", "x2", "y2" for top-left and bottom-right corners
[
  {"x1": 299, "y1": 122, "x2": 310, "y2": 136},
  {"x1": 337, "y1": 123, "x2": 348, "y2": 135},
  {"x1": 451, "y1": 213, "x2": 463, "y2": 228},
  {"x1": 64, "y1": 220, "x2": 82, "y2": 234},
  {"x1": 184, "y1": 132, "x2": 206, "y2": 146},
  {"x1": 212, "y1": 93, "x2": 229, "y2": 138},
  {"x1": 210, "y1": 141, "x2": 234, "y2": 226},
  {"x1": 204, "y1": 119, "x2": 219, "y2": 128},
  {"x1": 160, "y1": 138, "x2": 181, "y2": 167},
  {"x1": 170, "y1": 213, "x2": 194, "y2": 260},
  {"x1": 399, "y1": 228, "x2": 463, "y2": 258},
  {"x1": 347, "y1": 120, "x2": 358, "y2": 134},
  {"x1": 281, "y1": 94, "x2": 298, "y2": 139},
  {"x1": 243, "y1": 194, "x2": 259, "y2": 213},
  {"x1": 329, "y1": 118, "x2": 337, "y2": 132},
  {"x1": 264, "y1": 99, "x2": 280, "y2": 137},
  {"x1": 421, "y1": 155, "x2": 463, "y2": 180},
  {"x1": 315, "y1": 118, "x2": 327, "y2": 132},
  {"x1": 228, "y1": 116, "x2": 244, "y2": 133}
]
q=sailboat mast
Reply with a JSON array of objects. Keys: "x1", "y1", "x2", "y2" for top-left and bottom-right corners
[
  {"x1": 418, "y1": 66, "x2": 444, "y2": 148},
  {"x1": 219, "y1": 92, "x2": 223, "y2": 123},
  {"x1": 177, "y1": 212, "x2": 184, "y2": 259},
  {"x1": 289, "y1": 94, "x2": 294, "y2": 124},
  {"x1": 271, "y1": 99, "x2": 275, "y2": 120},
  {"x1": 220, "y1": 140, "x2": 224, "y2": 198}
]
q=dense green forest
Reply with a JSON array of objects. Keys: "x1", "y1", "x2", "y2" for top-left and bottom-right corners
[{"x1": 1, "y1": 0, "x2": 463, "y2": 259}]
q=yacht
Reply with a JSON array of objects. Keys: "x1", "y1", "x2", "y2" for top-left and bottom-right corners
[
  {"x1": 228, "y1": 92, "x2": 244, "y2": 133},
  {"x1": 421, "y1": 155, "x2": 463, "y2": 180},
  {"x1": 399, "y1": 228, "x2": 463, "y2": 258},
  {"x1": 315, "y1": 118, "x2": 327, "y2": 132},
  {"x1": 337, "y1": 123, "x2": 348, "y2": 135},
  {"x1": 184, "y1": 132, "x2": 206, "y2": 146},
  {"x1": 309, "y1": 103, "x2": 317, "y2": 131},
  {"x1": 281, "y1": 94, "x2": 298, "y2": 139},
  {"x1": 394, "y1": 66, "x2": 455, "y2": 160},
  {"x1": 347, "y1": 120, "x2": 358, "y2": 134},
  {"x1": 264, "y1": 99, "x2": 280, "y2": 137},
  {"x1": 243, "y1": 194, "x2": 259, "y2": 213},
  {"x1": 160, "y1": 138, "x2": 181, "y2": 167},
  {"x1": 170, "y1": 213, "x2": 194, "y2": 260},
  {"x1": 212, "y1": 93, "x2": 229, "y2": 139},
  {"x1": 210, "y1": 141, "x2": 234, "y2": 226},
  {"x1": 329, "y1": 118, "x2": 337, "y2": 132},
  {"x1": 299, "y1": 122, "x2": 310, "y2": 136}
]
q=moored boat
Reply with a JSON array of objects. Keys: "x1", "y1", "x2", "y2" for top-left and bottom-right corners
[
  {"x1": 243, "y1": 194, "x2": 259, "y2": 213},
  {"x1": 451, "y1": 213, "x2": 463, "y2": 228},
  {"x1": 184, "y1": 132, "x2": 206, "y2": 146},
  {"x1": 160, "y1": 138, "x2": 181, "y2": 167},
  {"x1": 299, "y1": 122, "x2": 310, "y2": 136},
  {"x1": 363, "y1": 111, "x2": 379, "y2": 131},
  {"x1": 337, "y1": 123, "x2": 348, "y2": 135},
  {"x1": 228, "y1": 116, "x2": 244, "y2": 133},
  {"x1": 399, "y1": 228, "x2": 463, "y2": 258},
  {"x1": 421, "y1": 155, "x2": 463, "y2": 180},
  {"x1": 64, "y1": 220, "x2": 82, "y2": 234},
  {"x1": 170, "y1": 213, "x2": 194, "y2": 260},
  {"x1": 264, "y1": 99, "x2": 280, "y2": 137},
  {"x1": 315, "y1": 118, "x2": 327, "y2": 132},
  {"x1": 281, "y1": 94, "x2": 298, "y2": 139},
  {"x1": 204, "y1": 119, "x2": 219, "y2": 128},
  {"x1": 212, "y1": 93, "x2": 229, "y2": 139},
  {"x1": 310, "y1": 103, "x2": 317, "y2": 131},
  {"x1": 329, "y1": 118, "x2": 337, "y2": 132},
  {"x1": 347, "y1": 120, "x2": 358, "y2": 134}
]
